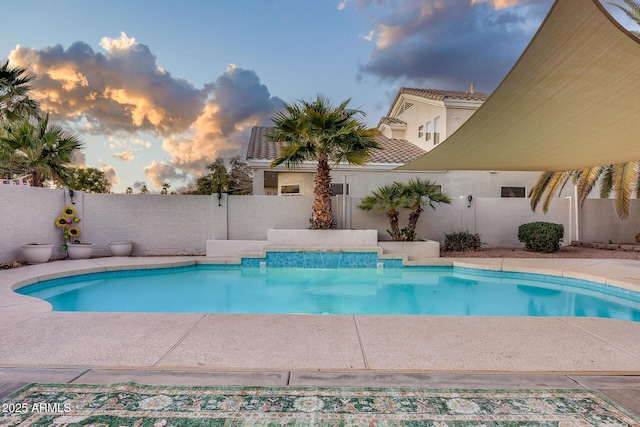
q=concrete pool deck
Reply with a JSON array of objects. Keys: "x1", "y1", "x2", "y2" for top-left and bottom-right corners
[
  {"x1": 1, "y1": 255, "x2": 640, "y2": 374},
  {"x1": 2, "y1": 256, "x2": 640, "y2": 417}
]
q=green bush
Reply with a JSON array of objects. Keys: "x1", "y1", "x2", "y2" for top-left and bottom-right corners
[
  {"x1": 444, "y1": 230, "x2": 482, "y2": 252},
  {"x1": 517, "y1": 222, "x2": 564, "y2": 253}
]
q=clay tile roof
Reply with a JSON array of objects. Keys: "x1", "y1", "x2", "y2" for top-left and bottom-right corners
[
  {"x1": 246, "y1": 126, "x2": 425, "y2": 165},
  {"x1": 399, "y1": 87, "x2": 490, "y2": 101},
  {"x1": 369, "y1": 135, "x2": 426, "y2": 164},
  {"x1": 386, "y1": 87, "x2": 490, "y2": 117},
  {"x1": 378, "y1": 116, "x2": 407, "y2": 126}
]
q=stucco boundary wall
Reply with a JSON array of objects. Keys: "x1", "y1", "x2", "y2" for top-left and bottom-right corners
[{"x1": 2, "y1": 184, "x2": 637, "y2": 264}]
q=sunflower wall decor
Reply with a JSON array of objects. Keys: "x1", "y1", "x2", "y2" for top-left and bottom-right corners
[{"x1": 54, "y1": 205, "x2": 82, "y2": 254}]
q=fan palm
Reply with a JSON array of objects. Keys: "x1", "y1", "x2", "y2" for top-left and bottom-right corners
[
  {"x1": 358, "y1": 183, "x2": 407, "y2": 241},
  {"x1": 529, "y1": 162, "x2": 639, "y2": 220},
  {"x1": 0, "y1": 114, "x2": 84, "y2": 187},
  {"x1": 0, "y1": 60, "x2": 40, "y2": 123},
  {"x1": 400, "y1": 177, "x2": 451, "y2": 240},
  {"x1": 268, "y1": 95, "x2": 380, "y2": 229}
]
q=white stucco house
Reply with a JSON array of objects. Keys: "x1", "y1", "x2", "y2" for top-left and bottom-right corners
[{"x1": 246, "y1": 86, "x2": 541, "y2": 199}]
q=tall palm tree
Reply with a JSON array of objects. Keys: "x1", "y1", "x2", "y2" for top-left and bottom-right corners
[
  {"x1": 400, "y1": 177, "x2": 451, "y2": 240},
  {"x1": 529, "y1": 163, "x2": 639, "y2": 219},
  {"x1": 268, "y1": 95, "x2": 380, "y2": 229},
  {"x1": 0, "y1": 60, "x2": 40, "y2": 123},
  {"x1": 0, "y1": 114, "x2": 84, "y2": 187},
  {"x1": 357, "y1": 183, "x2": 407, "y2": 241}
]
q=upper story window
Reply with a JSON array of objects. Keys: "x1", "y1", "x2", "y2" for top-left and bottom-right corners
[
  {"x1": 418, "y1": 125, "x2": 424, "y2": 139},
  {"x1": 425, "y1": 121, "x2": 432, "y2": 142},
  {"x1": 433, "y1": 116, "x2": 441, "y2": 145}
]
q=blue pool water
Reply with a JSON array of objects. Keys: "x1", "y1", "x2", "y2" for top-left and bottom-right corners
[{"x1": 16, "y1": 264, "x2": 640, "y2": 321}]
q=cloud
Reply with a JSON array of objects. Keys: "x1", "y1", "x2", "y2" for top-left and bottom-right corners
[
  {"x1": 470, "y1": 0, "x2": 524, "y2": 9},
  {"x1": 148, "y1": 65, "x2": 284, "y2": 187},
  {"x1": 9, "y1": 35, "x2": 284, "y2": 190},
  {"x1": 114, "y1": 150, "x2": 135, "y2": 162},
  {"x1": 8, "y1": 32, "x2": 208, "y2": 136},
  {"x1": 101, "y1": 165, "x2": 119, "y2": 186},
  {"x1": 358, "y1": 0, "x2": 551, "y2": 91},
  {"x1": 143, "y1": 160, "x2": 189, "y2": 187}
]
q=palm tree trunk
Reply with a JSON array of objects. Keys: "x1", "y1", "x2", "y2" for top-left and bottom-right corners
[
  {"x1": 387, "y1": 210, "x2": 401, "y2": 241},
  {"x1": 310, "y1": 153, "x2": 336, "y2": 229},
  {"x1": 406, "y1": 205, "x2": 423, "y2": 238}
]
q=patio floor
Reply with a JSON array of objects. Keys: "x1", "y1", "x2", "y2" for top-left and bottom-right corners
[{"x1": 1, "y1": 256, "x2": 639, "y2": 416}]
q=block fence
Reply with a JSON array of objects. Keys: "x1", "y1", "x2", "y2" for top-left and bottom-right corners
[{"x1": 1, "y1": 184, "x2": 637, "y2": 263}]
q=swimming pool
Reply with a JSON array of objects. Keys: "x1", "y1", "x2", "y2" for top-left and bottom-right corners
[{"x1": 16, "y1": 264, "x2": 640, "y2": 321}]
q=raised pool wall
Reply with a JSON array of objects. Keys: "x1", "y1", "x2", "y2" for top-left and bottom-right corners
[{"x1": 3, "y1": 184, "x2": 638, "y2": 263}]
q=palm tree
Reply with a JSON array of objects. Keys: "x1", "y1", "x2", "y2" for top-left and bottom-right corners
[
  {"x1": 608, "y1": 0, "x2": 640, "y2": 37},
  {"x1": 358, "y1": 183, "x2": 407, "y2": 241},
  {"x1": 0, "y1": 114, "x2": 83, "y2": 187},
  {"x1": 530, "y1": 163, "x2": 638, "y2": 220},
  {"x1": 161, "y1": 182, "x2": 171, "y2": 195},
  {"x1": 531, "y1": 1, "x2": 640, "y2": 222},
  {"x1": 0, "y1": 60, "x2": 40, "y2": 123},
  {"x1": 400, "y1": 177, "x2": 451, "y2": 241},
  {"x1": 268, "y1": 95, "x2": 379, "y2": 229}
]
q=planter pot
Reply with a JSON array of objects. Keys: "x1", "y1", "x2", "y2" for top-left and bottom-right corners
[
  {"x1": 108, "y1": 240, "x2": 133, "y2": 257},
  {"x1": 21, "y1": 244, "x2": 53, "y2": 264},
  {"x1": 67, "y1": 243, "x2": 94, "y2": 260}
]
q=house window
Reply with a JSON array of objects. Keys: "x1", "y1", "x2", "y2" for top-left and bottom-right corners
[
  {"x1": 418, "y1": 125, "x2": 424, "y2": 138},
  {"x1": 433, "y1": 116, "x2": 441, "y2": 145},
  {"x1": 280, "y1": 184, "x2": 300, "y2": 195},
  {"x1": 425, "y1": 121, "x2": 432, "y2": 142},
  {"x1": 331, "y1": 183, "x2": 349, "y2": 195},
  {"x1": 501, "y1": 186, "x2": 526, "y2": 198}
]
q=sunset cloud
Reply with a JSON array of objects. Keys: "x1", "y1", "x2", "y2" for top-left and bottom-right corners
[
  {"x1": 9, "y1": 36, "x2": 284, "y2": 189},
  {"x1": 9, "y1": 33, "x2": 208, "y2": 136},
  {"x1": 114, "y1": 150, "x2": 135, "y2": 162},
  {"x1": 358, "y1": 0, "x2": 551, "y2": 90},
  {"x1": 144, "y1": 65, "x2": 284, "y2": 187}
]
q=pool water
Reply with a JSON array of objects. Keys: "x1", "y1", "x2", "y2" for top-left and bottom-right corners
[{"x1": 16, "y1": 265, "x2": 640, "y2": 321}]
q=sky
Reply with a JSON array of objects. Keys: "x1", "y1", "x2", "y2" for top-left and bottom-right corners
[{"x1": 1, "y1": 0, "x2": 634, "y2": 192}]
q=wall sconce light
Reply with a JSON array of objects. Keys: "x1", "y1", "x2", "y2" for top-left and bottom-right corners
[
  {"x1": 467, "y1": 194, "x2": 473, "y2": 208},
  {"x1": 217, "y1": 190, "x2": 222, "y2": 206},
  {"x1": 69, "y1": 189, "x2": 75, "y2": 205}
]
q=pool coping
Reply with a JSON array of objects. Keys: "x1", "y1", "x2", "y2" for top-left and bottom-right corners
[{"x1": 1, "y1": 256, "x2": 640, "y2": 375}]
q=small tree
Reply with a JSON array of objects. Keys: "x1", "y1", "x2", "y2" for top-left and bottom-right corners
[
  {"x1": 228, "y1": 156, "x2": 253, "y2": 195},
  {"x1": 358, "y1": 183, "x2": 407, "y2": 241},
  {"x1": 196, "y1": 158, "x2": 229, "y2": 195},
  {"x1": 401, "y1": 177, "x2": 451, "y2": 240},
  {"x1": 67, "y1": 167, "x2": 112, "y2": 193},
  {"x1": 358, "y1": 179, "x2": 450, "y2": 241}
]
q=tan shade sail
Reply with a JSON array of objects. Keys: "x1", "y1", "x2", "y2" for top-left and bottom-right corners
[{"x1": 398, "y1": 0, "x2": 640, "y2": 172}]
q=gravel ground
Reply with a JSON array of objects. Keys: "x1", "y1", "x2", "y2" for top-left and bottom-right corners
[{"x1": 441, "y1": 245, "x2": 640, "y2": 259}]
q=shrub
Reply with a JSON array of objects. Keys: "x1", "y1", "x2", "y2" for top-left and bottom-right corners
[
  {"x1": 444, "y1": 230, "x2": 482, "y2": 252},
  {"x1": 517, "y1": 221, "x2": 564, "y2": 253}
]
